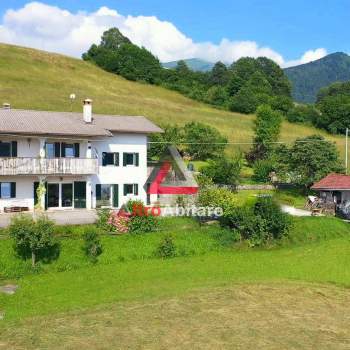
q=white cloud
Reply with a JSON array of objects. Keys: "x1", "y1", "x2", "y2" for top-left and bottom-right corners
[
  {"x1": 0, "y1": 2, "x2": 327, "y2": 68},
  {"x1": 284, "y1": 48, "x2": 328, "y2": 68}
]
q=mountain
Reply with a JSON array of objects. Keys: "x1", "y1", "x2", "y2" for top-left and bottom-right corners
[
  {"x1": 162, "y1": 58, "x2": 215, "y2": 72},
  {"x1": 0, "y1": 43, "x2": 344, "y2": 155},
  {"x1": 284, "y1": 52, "x2": 350, "y2": 103}
]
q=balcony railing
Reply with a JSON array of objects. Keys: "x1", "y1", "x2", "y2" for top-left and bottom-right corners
[{"x1": 0, "y1": 157, "x2": 99, "y2": 176}]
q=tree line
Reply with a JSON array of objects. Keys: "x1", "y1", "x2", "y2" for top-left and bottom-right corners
[{"x1": 82, "y1": 28, "x2": 292, "y2": 115}]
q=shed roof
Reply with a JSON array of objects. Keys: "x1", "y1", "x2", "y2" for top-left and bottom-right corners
[
  {"x1": 311, "y1": 173, "x2": 350, "y2": 190},
  {"x1": 0, "y1": 109, "x2": 163, "y2": 137}
]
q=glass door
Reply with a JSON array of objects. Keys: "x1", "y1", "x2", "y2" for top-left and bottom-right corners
[
  {"x1": 62, "y1": 184, "x2": 73, "y2": 207},
  {"x1": 74, "y1": 182, "x2": 86, "y2": 208},
  {"x1": 47, "y1": 183, "x2": 59, "y2": 208}
]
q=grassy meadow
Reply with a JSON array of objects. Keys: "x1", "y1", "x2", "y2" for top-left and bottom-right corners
[
  {"x1": 0, "y1": 43, "x2": 346, "y2": 158},
  {"x1": 0, "y1": 216, "x2": 349, "y2": 348}
]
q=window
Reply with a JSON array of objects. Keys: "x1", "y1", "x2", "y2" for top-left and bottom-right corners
[
  {"x1": 123, "y1": 153, "x2": 139, "y2": 166},
  {"x1": 45, "y1": 143, "x2": 55, "y2": 158},
  {"x1": 123, "y1": 184, "x2": 139, "y2": 196},
  {"x1": 0, "y1": 182, "x2": 16, "y2": 199},
  {"x1": 62, "y1": 184, "x2": 73, "y2": 207},
  {"x1": 102, "y1": 152, "x2": 119, "y2": 166},
  {"x1": 0, "y1": 141, "x2": 17, "y2": 157},
  {"x1": 96, "y1": 184, "x2": 112, "y2": 208},
  {"x1": 62, "y1": 143, "x2": 76, "y2": 158}
]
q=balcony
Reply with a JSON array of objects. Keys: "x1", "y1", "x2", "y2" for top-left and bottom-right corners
[{"x1": 0, "y1": 157, "x2": 99, "y2": 176}]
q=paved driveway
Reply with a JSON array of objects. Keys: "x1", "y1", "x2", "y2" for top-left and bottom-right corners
[
  {"x1": 0, "y1": 210, "x2": 98, "y2": 228},
  {"x1": 281, "y1": 205, "x2": 312, "y2": 217}
]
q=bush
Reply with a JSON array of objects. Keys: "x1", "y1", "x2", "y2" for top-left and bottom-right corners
[
  {"x1": 128, "y1": 215, "x2": 159, "y2": 234},
  {"x1": 286, "y1": 104, "x2": 320, "y2": 124},
  {"x1": 96, "y1": 208, "x2": 113, "y2": 232},
  {"x1": 220, "y1": 197, "x2": 291, "y2": 246},
  {"x1": 252, "y1": 159, "x2": 275, "y2": 183},
  {"x1": 197, "y1": 186, "x2": 236, "y2": 212},
  {"x1": 201, "y1": 155, "x2": 242, "y2": 186},
  {"x1": 9, "y1": 214, "x2": 59, "y2": 267},
  {"x1": 126, "y1": 200, "x2": 159, "y2": 234},
  {"x1": 82, "y1": 227, "x2": 103, "y2": 263},
  {"x1": 254, "y1": 196, "x2": 292, "y2": 240},
  {"x1": 155, "y1": 235, "x2": 176, "y2": 258}
]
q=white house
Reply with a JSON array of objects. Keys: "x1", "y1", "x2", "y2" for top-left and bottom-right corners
[{"x1": 0, "y1": 100, "x2": 163, "y2": 212}]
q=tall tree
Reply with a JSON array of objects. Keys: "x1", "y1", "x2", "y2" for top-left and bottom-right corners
[
  {"x1": 247, "y1": 104, "x2": 282, "y2": 162},
  {"x1": 209, "y1": 62, "x2": 230, "y2": 86},
  {"x1": 289, "y1": 135, "x2": 343, "y2": 187}
]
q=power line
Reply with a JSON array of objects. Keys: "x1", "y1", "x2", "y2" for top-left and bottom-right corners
[{"x1": 147, "y1": 139, "x2": 338, "y2": 146}]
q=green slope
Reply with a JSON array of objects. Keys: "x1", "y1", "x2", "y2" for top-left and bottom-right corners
[
  {"x1": 285, "y1": 52, "x2": 350, "y2": 103},
  {"x1": 0, "y1": 44, "x2": 345, "y2": 157}
]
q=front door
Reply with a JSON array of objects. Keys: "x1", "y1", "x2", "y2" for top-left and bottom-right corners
[
  {"x1": 47, "y1": 183, "x2": 59, "y2": 208},
  {"x1": 74, "y1": 181, "x2": 86, "y2": 208}
]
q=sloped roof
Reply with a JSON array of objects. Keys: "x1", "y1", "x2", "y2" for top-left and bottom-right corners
[
  {"x1": 0, "y1": 109, "x2": 163, "y2": 137},
  {"x1": 311, "y1": 173, "x2": 350, "y2": 190}
]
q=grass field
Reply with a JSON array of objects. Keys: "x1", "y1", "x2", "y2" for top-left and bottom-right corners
[
  {"x1": 0, "y1": 43, "x2": 346, "y2": 158},
  {"x1": 0, "y1": 216, "x2": 350, "y2": 348}
]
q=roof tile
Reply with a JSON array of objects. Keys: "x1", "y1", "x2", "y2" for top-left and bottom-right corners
[{"x1": 311, "y1": 173, "x2": 350, "y2": 190}]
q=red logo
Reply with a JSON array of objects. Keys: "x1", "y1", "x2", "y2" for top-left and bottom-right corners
[{"x1": 148, "y1": 160, "x2": 198, "y2": 195}]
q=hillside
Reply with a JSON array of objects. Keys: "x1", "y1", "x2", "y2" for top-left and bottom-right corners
[
  {"x1": 285, "y1": 52, "x2": 350, "y2": 103},
  {"x1": 0, "y1": 44, "x2": 345, "y2": 157},
  {"x1": 162, "y1": 58, "x2": 215, "y2": 71}
]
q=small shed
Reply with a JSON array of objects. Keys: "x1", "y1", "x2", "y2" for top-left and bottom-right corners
[{"x1": 311, "y1": 173, "x2": 350, "y2": 205}]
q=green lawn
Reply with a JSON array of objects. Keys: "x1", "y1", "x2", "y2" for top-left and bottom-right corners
[
  {"x1": 0, "y1": 216, "x2": 350, "y2": 349},
  {"x1": 0, "y1": 43, "x2": 346, "y2": 159},
  {"x1": 0, "y1": 216, "x2": 349, "y2": 321}
]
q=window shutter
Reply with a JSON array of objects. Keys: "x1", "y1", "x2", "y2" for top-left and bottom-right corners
[
  {"x1": 123, "y1": 184, "x2": 127, "y2": 196},
  {"x1": 61, "y1": 143, "x2": 66, "y2": 157},
  {"x1": 11, "y1": 141, "x2": 17, "y2": 157},
  {"x1": 74, "y1": 143, "x2": 80, "y2": 158},
  {"x1": 114, "y1": 153, "x2": 119, "y2": 166},
  {"x1": 10, "y1": 182, "x2": 16, "y2": 198},
  {"x1": 96, "y1": 184, "x2": 101, "y2": 200},
  {"x1": 0, "y1": 183, "x2": 2, "y2": 198},
  {"x1": 135, "y1": 153, "x2": 139, "y2": 166},
  {"x1": 54, "y1": 142, "x2": 61, "y2": 157},
  {"x1": 102, "y1": 152, "x2": 107, "y2": 166},
  {"x1": 134, "y1": 184, "x2": 139, "y2": 196},
  {"x1": 113, "y1": 185, "x2": 119, "y2": 207},
  {"x1": 123, "y1": 153, "x2": 127, "y2": 166}
]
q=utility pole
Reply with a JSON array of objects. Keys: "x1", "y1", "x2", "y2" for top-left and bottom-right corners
[{"x1": 346, "y1": 128, "x2": 349, "y2": 175}]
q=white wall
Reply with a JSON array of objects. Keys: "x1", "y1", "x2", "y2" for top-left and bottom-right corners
[
  {"x1": 0, "y1": 176, "x2": 36, "y2": 210},
  {"x1": 91, "y1": 133, "x2": 148, "y2": 208},
  {"x1": 0, "y1": 133, "x2": 149, "y2": 210}
]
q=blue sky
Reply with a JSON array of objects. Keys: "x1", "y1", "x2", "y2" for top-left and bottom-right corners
[{"x1": 0, "y1": 1, "x2": 348, "y2": 66}]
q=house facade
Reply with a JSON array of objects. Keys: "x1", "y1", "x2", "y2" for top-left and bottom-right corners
[{"x1": 0, "y1": 100, "x2": 163, "y2": 212}]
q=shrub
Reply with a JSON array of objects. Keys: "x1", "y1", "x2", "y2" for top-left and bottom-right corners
[
  {"x1": 197, "y1": 186, "x2": 236, "y2": 212},
  {"x1": 128, "y1": 214, "x2": 159, "y2": 234},
  {"x1": 286, "y1": 104, "x2": 319, "y2": 124},
  {"x1": 119, "y1": 200, "x2": 158, "y2": 233},
  {"x1": 96, "y1": 208, "x2": 113, "y2": 231},
  {"x1": 9, "y1": 214, "x2": 59, "y2": 267},
  {"x1": 155, "y1": 235, "x2": 176, "y2": 258},
  {"x1": 252, "y1": 159, "x2": 275, "y2": 183},
  {"x1": 253, "y1": 196, "x2": 292, "y2": 240},
  {"x1": 221, "y1": 197, "x2": 291, "y2": 246},
  {"x1": 201, "y1": 155, "x2": 242, "y2": 186},
  {"x1": 82, "y1": 227, "x2": 103, "y2": 263}
]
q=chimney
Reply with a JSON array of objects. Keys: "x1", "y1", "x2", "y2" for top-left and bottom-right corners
[
  {"x1": 3, "y1": 103, "x2": 11, "y2": 110},
  {"x1": 83, "y1": 99, "x2": 92, "y2": 123}
]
